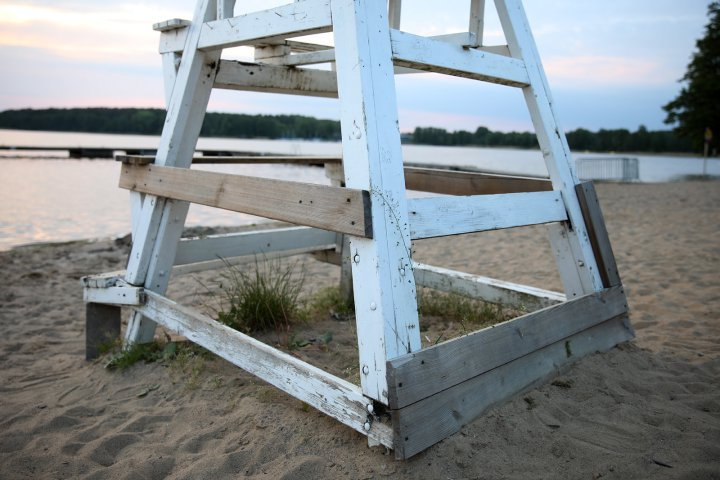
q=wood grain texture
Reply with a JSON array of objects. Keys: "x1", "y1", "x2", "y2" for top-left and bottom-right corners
[
  {"x1": 576, "y1": 181, "x2": 621, "y2": 287},
  {"x1": 387, "y1": 286, "x2": 628, "y2": 409},
  {"x1": 133, "y1": 291, "x2": 392, "y2": 447},
  {"x1": 85, "y1": 303, "x2": 121, "y2": 360},
  {"x1": 117, "y1": 154, "x2": 341, "y2": 165},
  {"x1": 119, "y1": 164, "x2": 372, "y2": 238},
  {"x1": 390, "y1": 29, "x2": 529, "y2": 87},
  {"x1": 407, "y1": 191, "x2": 567, "y2": 239},
  {"x1": 404, "y1": 167, "x2": 551, "y2": 195},
  {"x1": 215, "y1": 60, "x2": 339, "y2": 98},
  {"x1": 392, "y1": 313, "x2": 635, "y2": 459}
]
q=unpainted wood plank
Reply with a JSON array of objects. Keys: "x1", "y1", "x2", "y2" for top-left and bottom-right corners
[
  {"x1": 174, "y1": 226, "x2": 336, "y2": 265},
  {"x1": 198, "y1": 0, "x2": 333, "y2": 51},
  {"x1": 407, "y1": 190, "x2": 567, "y2": 239},
  {"x1": 134, "y1": 291, "x2": 393, "y2": 447},
  {"x1": 390, "y1": 29, "x2": 529, "y2": 87},
  {"x1": 575, "y1": 182, "x2": 621, "y2": 287},
  {"x1": 86, "y1": 303, "x2": 121, "y2": 360},
  {"x1": 387, "y1": 286, "x2": 627, "y2": 409},
  {"x1": 392, "y1": 313, "x2": 635, "y2": 459},
  {"x1": 404, "y1": 167, "x2": 551, "y2": 195},
  {"x1": 215, "y1": 60, "x2": 339, "y2": 97},
  {"x1": 413, "y1": 262, "x2": 565, "y2": 310},
  {"x1": 119, "y1": 164, "x2": 372, "y2": 238}
]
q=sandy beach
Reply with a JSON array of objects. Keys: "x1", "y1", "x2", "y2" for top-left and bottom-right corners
[{"x1": 1, "y1": 180, "x2": 719, "y2": 479}]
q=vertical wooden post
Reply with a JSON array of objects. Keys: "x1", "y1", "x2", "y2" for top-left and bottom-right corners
[
  {"x1": 469, "y1": 0, "x2": 485, "y2": 47},
  {"x1": 388, "y1": 0, "x2": 402, "y2": 29},
  {"x1": 324, "y1": 163, "x2": 354, "y2": 306},
  {"x1": 123, "y1": 0, "x2": 236, "y2": 345},
  {"x1": 86, "y1": 303, "x2": 120, "y2": 360},
  {"x1": 331, "y1": 0, "x2": 421, "y2": 405},
  {"x1": 494, "y1": 0, "x2": 603, "y2": 297}
]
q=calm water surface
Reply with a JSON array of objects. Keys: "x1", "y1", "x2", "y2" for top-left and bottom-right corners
[{"x1": 1, "y1": 129, "x2": 717, "y2": 250}]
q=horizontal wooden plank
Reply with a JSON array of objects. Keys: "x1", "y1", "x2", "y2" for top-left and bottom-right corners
[
  {"x1": 407, "y1": 191, "x2": 567, "y2": 239},
  {"x1": 576, "y1": 182, "x2": 621, "y2": 287},
  {"x1": 116, "y1": 154, "x2": 341, "y2": 165},
  {"x1": 197, "y1": 0, "x2": 333, "y2": 51},
  {"x1": 215, "y1": 60, "x2": 339, "y2": 98},
  {"x1": 387, "y1": 286, "x2": 627, "y2": 409},
  {"x1": 404, "y1": 167, "x2": 552, "y2": 195},
  {"x1": 134, "y1": 291, "x2": 392, "y2": 447},
  {"x1": 119, "y1": 164, "x2": 372, "y2": 238},
  {"x1": 153, "y1": 18, "x2": 190, "y2": 32},
  {"x1": 390, "y1": 29, "x2": 529, "y2": 87},
  {"x1": 175, "y1": 226, "x2": 336, "y2": 265},
  {"x1": 83, "y1": 285, "x2": 145, "y2": 306},
  {"x1": 413, "y1": 262, "x2": 565, "y2": 310},
  {"x1": 392, "y1": 313, "x2": 634, "y2": 459}
]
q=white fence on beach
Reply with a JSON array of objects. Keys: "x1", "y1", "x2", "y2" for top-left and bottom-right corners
[{"x1": 576, "y1": 157, "x2": 639, "y2": 182}]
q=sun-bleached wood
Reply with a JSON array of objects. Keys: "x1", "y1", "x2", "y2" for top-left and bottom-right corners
[
  {"x1": 117, "y1": 154, "x2": 341, "y2": 165},
  {"x1": 391, "y1": 313, "x2": 634, "y2": 459},
  {"x1": 469, "y1": 0, "x2": 486, "y2": 47},
  {"x1": 197, "y1": 1, "x2": 333, "y2": 51},
  {"x1": 332, "y1": 0, "x2": 421, "y2": 404},
  {"x1": 407, "y1": 191, "x2": 567, "y2": 239},
  {"x1": 174, "y1": 226, "x2": 336, "y2": 266},
  {"x1": 119, "y1": 164, "x2": 372, "y2": 238},
  {"x1": 133, "y1": 290, "x2": 393, "y2": 447},
  {"x1": 387, "y1": 285, "x2": 627, "y2": 409},
  {"x1": 390, "y1": 29, "x2": 529, "y2": 87},
  {"x1": 412, "y1": 262, "x2": 565, "y2": 310},
  {"x1": 153, "y1": 18, "x2": 190, "y2": 32},
  {"x1": 215, "y1": 60, "x2": 339, "y2": 98}
]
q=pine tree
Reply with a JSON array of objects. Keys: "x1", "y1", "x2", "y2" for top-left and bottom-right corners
[{"x1": 663, "y1": 2, "x2": 720, "y2": 152}]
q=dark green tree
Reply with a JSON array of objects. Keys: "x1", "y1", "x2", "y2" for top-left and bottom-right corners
[{"x1": 663, "y1": 2, "x2": 720, "y2": 152}]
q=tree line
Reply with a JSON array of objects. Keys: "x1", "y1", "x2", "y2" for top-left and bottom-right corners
[
  {"x1": 0, "y1": 108, "x2": 342, "y2": 141},
  {"x1": 0, "y1": 107, "x2": 696, "y2": 153},
  {"x1": 412, "y1": 125, "x2": 693, "y2": 153}
]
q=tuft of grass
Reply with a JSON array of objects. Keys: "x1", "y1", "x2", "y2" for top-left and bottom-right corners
[
  {"x1": 212, "y1": 257, "x2": 306, "y2": 334},
  {"x1": 306, "y1": 286, "x2": 354, "y2": 319},
  {"x1": 417, "y1": 288, "x2": 509, "y2": 327},
  {"x1": 105, "y1": 341, "x2": 164, "y2": 370}
]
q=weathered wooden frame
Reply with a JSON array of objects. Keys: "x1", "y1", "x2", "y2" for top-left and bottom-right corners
[{"x1": 83, "y1": 0, "x2": 633, "y2": 461}]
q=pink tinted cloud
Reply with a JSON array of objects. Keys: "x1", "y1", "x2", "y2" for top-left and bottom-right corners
[{"x1": 544, "y1": 55, "x2": 668, "y2": 86}]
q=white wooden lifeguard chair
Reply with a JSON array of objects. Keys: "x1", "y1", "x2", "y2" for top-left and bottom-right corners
[{"x1": 82, "y1": 0, "x2": 634, "y2": 459}]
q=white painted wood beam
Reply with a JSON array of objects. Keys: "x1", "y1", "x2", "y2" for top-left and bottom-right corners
[
  {"x1": 407, "y1": 191, "x2": 567, "y2": 239},
  {"x1": 214, "y1": 60, "x2": 338, "y2": 98},
  {"x1": 413, "y1": 262, "x2": 565, "y2": 310},
  {"x1": 197, "y1": 0, "x2": 333, "y2": 51},
  {"x1": 390, "y1": 29, "x2": 529, "y2": 87},
  {"x1": 134, "y1": 291, "x2": 393, "y2": 447},
  {"x1": 174, "y1": 226, "x2": 336, "y2": 266},
  {"x1": 84, "y1": 286, "x2": 146, "y2": 306},
  {"x1": 331, "y1": 0, "x2": 422, "y2": 404},
  {"x1": 494, "y1": 0, "x2": 603, "y2": 296}
]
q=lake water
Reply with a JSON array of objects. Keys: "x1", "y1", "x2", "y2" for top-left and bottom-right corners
[{"x1": 1, "y1": 129, "x2": 717, "y2": 251}]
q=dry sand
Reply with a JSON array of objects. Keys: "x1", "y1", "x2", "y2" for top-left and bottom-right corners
[{"x1": 1, "y1": 181, "x2": 719, "y2": 479}]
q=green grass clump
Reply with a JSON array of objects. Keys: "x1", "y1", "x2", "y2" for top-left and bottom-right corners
[
  {"x1": 417, "y1": 288, "x2": 508, "y2": 328},
  {"x1": 214, "y1": 258, "x2": 306, "y2": 334},
  {"x1": 105, "y1": 340, "x2": 177, "y2": 370},
  {"x1": 307, "y1": 286, "x2": 354, "y2": 318}
]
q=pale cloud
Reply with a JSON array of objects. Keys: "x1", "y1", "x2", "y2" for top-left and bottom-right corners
[{"x1": 544, "y1": 55, "x2": 669, "y2": 87}]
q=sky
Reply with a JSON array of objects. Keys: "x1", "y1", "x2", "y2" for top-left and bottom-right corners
[{"x1": 0, "y1": 0, "x2": 713, "y2": 133}]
